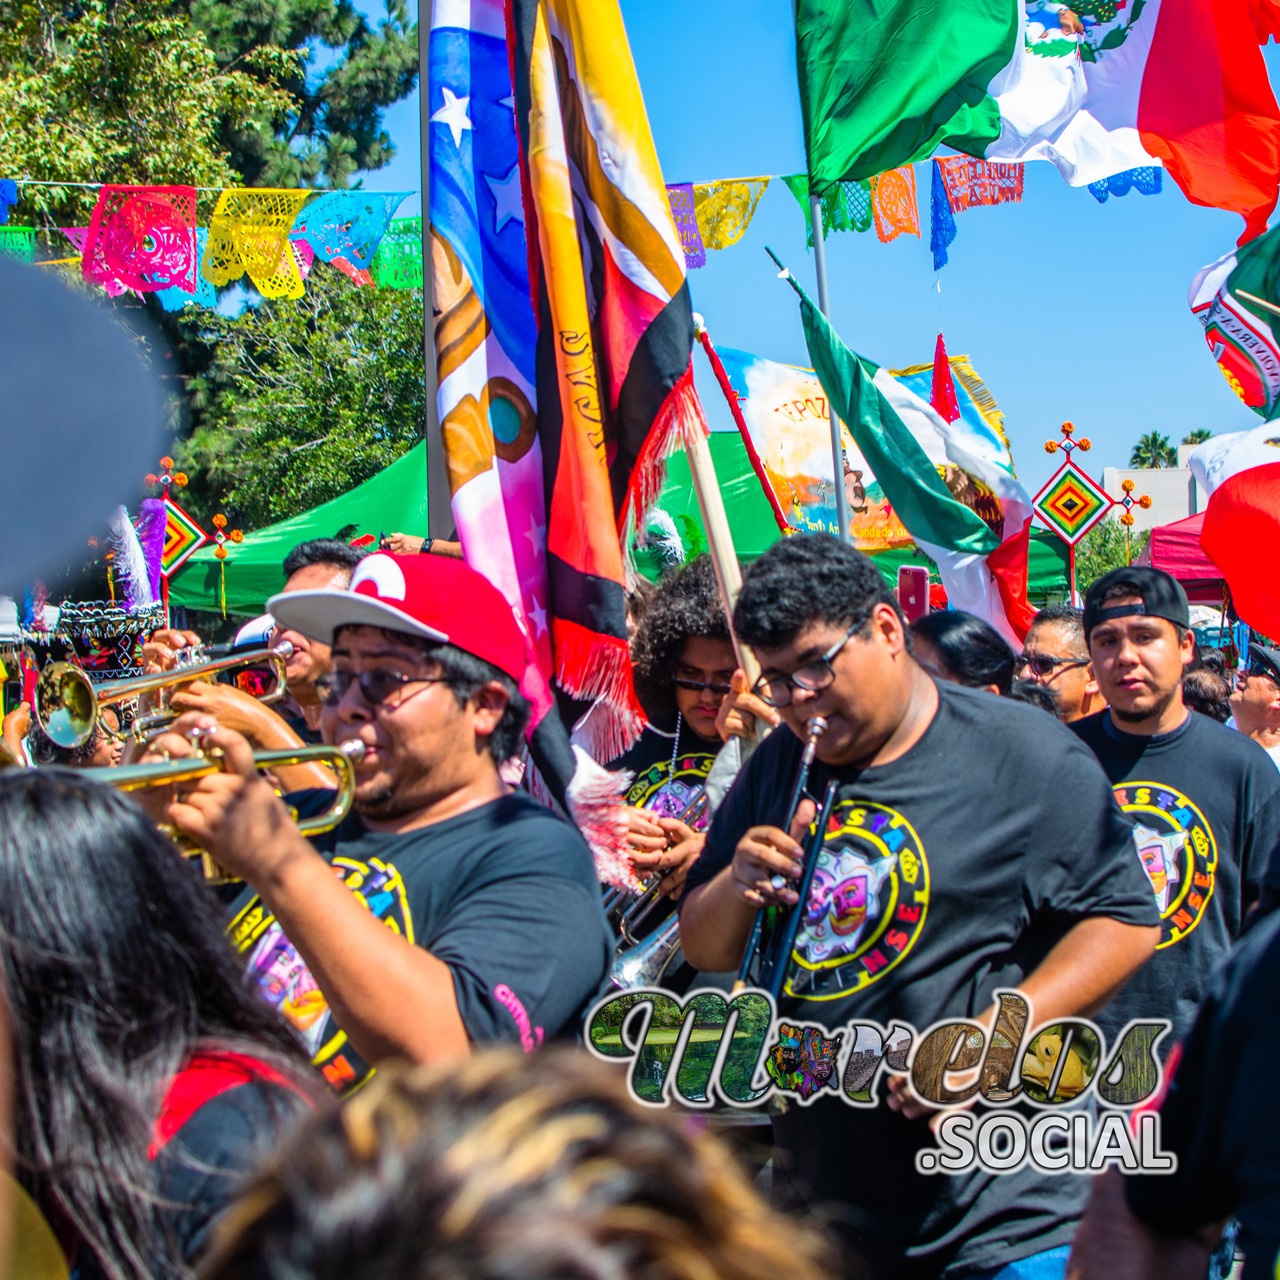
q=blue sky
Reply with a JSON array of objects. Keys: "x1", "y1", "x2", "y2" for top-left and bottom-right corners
[{"x1": 361, "y1": 2, "x2": 1279, "y2": 495}]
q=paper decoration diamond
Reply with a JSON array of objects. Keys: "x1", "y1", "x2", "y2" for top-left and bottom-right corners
[
  {"x1": 1033, "y1": 461, "x2": 1114, "y2": 546},
  {"x1": 162, "y1": 498, "x2": 209, "y2": 577}
]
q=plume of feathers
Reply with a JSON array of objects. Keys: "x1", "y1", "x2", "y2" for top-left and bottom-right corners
[
  {"x1": 108, "y1": 505, "x2": 155, "y2": 612},
  {"x1": 136, "y1": 498, "x2": 167, "y2": 602},
  {"x1": 642, "y1": 509, "x2": 686, "y2": 574}
]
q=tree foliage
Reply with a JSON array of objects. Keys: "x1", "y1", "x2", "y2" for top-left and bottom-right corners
[
  {"x1": 0, "y1": 0, "x2": 298, "y2": 228},
  {"x1": 1075, "y1": 518, "x2": 1151, "y2": 591},
  {"x1": 173, "y1": 269, "x2": 425, "y2": 526},
  {"x1": 1181, "y1": 428, "x2": 1213, "y2": 446},
  {"x1": 184, "y1": 0, "x2": 418, "y2": 189},
  {"x1": 1128, "y1": 431, "x2": 1178, "y2": 469}
]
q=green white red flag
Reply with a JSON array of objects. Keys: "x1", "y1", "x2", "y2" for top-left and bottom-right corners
[
  {"x1": 795, "y1": 0, "x2": 1280, "y2": 241},
  {"x1": 1189, "y1": 426, "x2": 1280, "y2": 637},
  {"x1": 1190, "y1": 222, "x2": 1280, "y2": 419},
  {"x1": 778, "y1": 266, "x2": 1036, "y2": 644}
]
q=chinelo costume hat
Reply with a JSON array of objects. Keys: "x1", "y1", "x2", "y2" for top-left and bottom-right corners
[{"x1": 267, "y1": 553, "x2": 529, "y2": 683}]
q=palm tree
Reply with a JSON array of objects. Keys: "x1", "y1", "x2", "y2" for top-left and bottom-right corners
[
  {"x1": 1129, "y1": 431, "x2": 1178, "y2": 468},
  {"x1": 1181, "y1": 428, "x2": 1213, "y2": 445}
]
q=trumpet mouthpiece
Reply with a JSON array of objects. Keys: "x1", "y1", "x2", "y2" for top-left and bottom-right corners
[
  {"x1": 807, "y1": 716, "x2": 828, "y2": 738},
  {"x1": 273, "y1": 640, "x2": 296, "y2": 659},
  {"x1": 339, "y1": 741, "x2": 367, "y2": 763}
]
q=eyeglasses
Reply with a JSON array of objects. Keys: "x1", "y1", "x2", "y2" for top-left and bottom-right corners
[
  {"x1": 1016, "y1": 652, "x2": 1090, "y2": 680},
  {"x1": 752, "y1": 621, "x2": 861, "y2": 708},
  {"x1": 1246, "y1": 659, "x2": 1280, "y2": 685},
  {"x1": 672, "y1": 677, "x2": 734, "y2": 696},
  {"x1": 315, "y1": 669, "x2": 450, "y2": 708}
]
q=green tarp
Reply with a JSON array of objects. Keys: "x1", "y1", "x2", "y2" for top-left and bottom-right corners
[
  {"x1": 170, "y1": 434, "x2": 1068, "y2": 617},
  {"x1": 168, "y1": 444, "x2": 430, "y2": 616}
]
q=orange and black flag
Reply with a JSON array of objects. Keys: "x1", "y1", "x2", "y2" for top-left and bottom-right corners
[{"x1": 508, "y1": 0, "x2": 706, "y2": 761}]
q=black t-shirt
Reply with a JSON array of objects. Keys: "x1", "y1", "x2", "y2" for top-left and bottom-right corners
[
  {"x1": 228, "y1": 793, "x2": 613, "y2": 1093},
  {"x1": 70, "y1": 1065, "x2": 305, "y2": 1280},
  {"x1": 1070, "y1": 710, "x2": 1280, "y2": 1046},
  {"x1": 1125, "y1": 907, "x2": 1280, "y2": 1276},
  {"x1": 683, "y1": 681, "x2": 1159, "y2": 1279},
  {"x1": 157, "y1": 1079, "x2": 304, "y2": 1263},
  {"x1": 612, "y1": 718, "x2": 720, "y2": 827}
]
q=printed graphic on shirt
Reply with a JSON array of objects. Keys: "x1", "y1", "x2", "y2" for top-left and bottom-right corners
[
  {"x1": 624, "y1": 750, "x2": 716, "y2": 828},
  {"x1": 787, "y1": 799, "x2": 930, "y2": 1002},
  {"x1": 1113, "y1": 781, "x2": 1218, "y2": 950},
  {"x1": 228, "y1": 853, "x2": 413, "y2": 1093},
  {"x1": 764, "y1": 1021, "x2": 844, "y2": 1102}
]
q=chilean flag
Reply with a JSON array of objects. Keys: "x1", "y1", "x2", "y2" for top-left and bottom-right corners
[{"x1": 1189, "y1": 425, "x2": 1280, "y2": 634}]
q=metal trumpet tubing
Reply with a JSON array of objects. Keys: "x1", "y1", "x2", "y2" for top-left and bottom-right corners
[
  {"x1": 34, "y1": 642, "x2": 294, "y2": 749},
  {"x1": 610, "y1": 913, "x2": 683, "y2": 990},
  {"x1": 84, "y1": 739, "x2": 364, "y2": 882}
]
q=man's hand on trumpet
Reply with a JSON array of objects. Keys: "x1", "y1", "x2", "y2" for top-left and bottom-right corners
[
  {"x1": 146, "y1": 712, "x2": 313, "y2": 888},
  {"x1": 142, "y1": 628, "x2": 203, "y2": 674},
  {"x1": 165, "y1": 682, "x2": 337, "y2": 793},
  {"x1": 728, "y1": 796, "x2": 817, "y2": 909}
]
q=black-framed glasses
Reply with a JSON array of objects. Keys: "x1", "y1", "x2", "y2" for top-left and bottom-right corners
[
  {"x1": 1246, "y1": 659, "x2": 1280, "y2": 684},
  {"x1": 752, "y1": 621, "x2": 861, "y2": 708},
  {"x1": 315, "y1": 669, "x2": 450, "y2": 708},
  {"x1": 1016, "y1": 652, "x2": 1089, "y2": 680},
  {"x1": 672, "y1": 677, "x2": 734, "y2": 696}
]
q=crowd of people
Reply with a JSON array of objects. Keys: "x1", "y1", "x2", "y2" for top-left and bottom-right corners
[{"x1": 0, "y1": 530, "x2": 1277, "y2": 1280}]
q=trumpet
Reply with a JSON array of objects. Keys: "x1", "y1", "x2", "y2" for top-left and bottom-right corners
[
  {"x1": 611, "y1": 915, "x2": 683, "y2": 990},
  {"x1": 732, "y1": 715, "x2": 827, "y2": 995},
  {"x1": 34, "y1": 642, "x2": 294, "y2": 750},
  {"x1": 83, "y1": 740, "x2": 366, "y2": 883}
]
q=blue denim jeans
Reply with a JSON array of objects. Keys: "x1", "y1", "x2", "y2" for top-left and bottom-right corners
[{"x1": 967, "y1": 1244, "x2": 1071, "y2": 1280}]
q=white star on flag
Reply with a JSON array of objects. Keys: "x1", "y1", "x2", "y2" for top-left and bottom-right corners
[
  {"x1": 525, "y1": 516, "x2": 547, "y2": 557},
  {"x1": 431, "y1": 86, "x2": 472, "y2": 150},
  {"x1": 485, "y1": 165, "x2": 525, "y2": 234},
  {"x1": 528, "y1": 594, "x2": 548, "y2": 638}
]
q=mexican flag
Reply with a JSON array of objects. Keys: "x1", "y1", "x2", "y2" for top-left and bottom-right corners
[
  {"x1": 1190, "y1": 222, "x2": 1280, "y2": 419},
  {"x1": 1188, "y1": 426, "x2": 1280, "y2": 637},
  {"x1": 796, "y1": 0, "x2": 1280, "y2": 240},
  {"x1": 778, "y1": 267, "x2": 1036, "y2": 645}
]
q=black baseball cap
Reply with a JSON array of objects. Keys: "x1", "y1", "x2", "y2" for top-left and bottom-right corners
[
  {"x1": 1248, "y1": 643, "x2": 1280, "y2": 683},
  {"x1": 1083, "y1": 567, "x2": 1191, "y2": 638}
]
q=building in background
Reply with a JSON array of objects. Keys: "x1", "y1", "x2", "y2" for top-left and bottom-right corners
[{"x1": 1102, "y1": 445, "x2": 1204, "y2": 532}]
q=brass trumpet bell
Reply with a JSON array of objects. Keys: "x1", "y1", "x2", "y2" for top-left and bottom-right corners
[{"x1": 34, "y1": 642, "x2": 294, "y2": 750}]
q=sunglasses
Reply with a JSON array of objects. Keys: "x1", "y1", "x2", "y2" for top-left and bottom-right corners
[
  {"x1": 315, "y1": 669, "x2": 450, "y2": 708},
  {"x1": 233, "y1": 667, "x2": 277, "y2": 698},
  {"x1": 673, "y1": 677, "x2": 734, "y2": 696},
  {"x1": 1016, "y1": 653, "x2": 1089, "y2": 680},
  {"x1": 1246, "y1": 659, "x2": 1280, "y2": 684}
]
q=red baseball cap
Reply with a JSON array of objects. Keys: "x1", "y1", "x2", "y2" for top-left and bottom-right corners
[{"x1": 267, "y1": 553, "x2": 530, "y2": 683}]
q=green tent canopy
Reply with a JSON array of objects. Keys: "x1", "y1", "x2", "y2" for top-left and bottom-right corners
[
  {"x1": 632, "y1": 433, "x2": 1069, "y2": 601},
  {"x1": 168, "y1": 444, "x2": 430, "y2": 616}
]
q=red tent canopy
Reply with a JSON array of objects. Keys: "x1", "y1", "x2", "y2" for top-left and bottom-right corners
[{"x1": 1133, "y1": 511, "x2": 1226, "y2": 604}]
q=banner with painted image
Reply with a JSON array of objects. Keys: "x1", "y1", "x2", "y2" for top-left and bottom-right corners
[{"x1": 714, "y1": 346, "x2": 1015, "y2": 553}]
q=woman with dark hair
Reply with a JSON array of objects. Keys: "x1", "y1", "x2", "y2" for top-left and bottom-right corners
[
  {"x1": 909, "y1": 610, "x2": 1017, "y2": 696},
  {"x1": 201, "y1": 1049, "x2": 835, "y2": 1280},
  {"x1": 612, "y1": 556, "x2": 776, "y2": 898},
  {"x1": 0, "y1": 770, "x2": 317, "y2": 1280}
]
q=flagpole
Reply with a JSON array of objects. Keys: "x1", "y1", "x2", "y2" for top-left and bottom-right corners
[
  {"x1": 418, "y1": 29, "x2": 453, "y2": 542},
  {"x1": 808, "y1": 193, "x2": 852, "y2": 543}
]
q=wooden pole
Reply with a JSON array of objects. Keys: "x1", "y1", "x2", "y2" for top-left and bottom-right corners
[
  {"x1": 808, "y1": 194, "x2": 852, "y2": 543},
  {"x1": 680, "y1": 416, "x2": 761, "y2": 689}
]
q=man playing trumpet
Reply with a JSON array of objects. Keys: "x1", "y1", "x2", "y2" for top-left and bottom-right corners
[{"x1": 148, "y1": 553, "x2": 611, "y2": 1093}]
